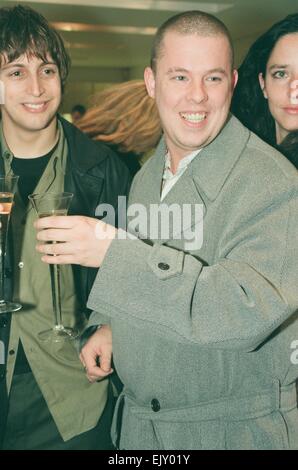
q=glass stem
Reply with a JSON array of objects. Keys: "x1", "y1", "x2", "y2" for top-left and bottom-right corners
[
  {"x1": 0, "y1": 218, "x2": 9, "y2": 305},
  {"x1": 49, "y1": 263, "x2": 63, "y2": 328}
]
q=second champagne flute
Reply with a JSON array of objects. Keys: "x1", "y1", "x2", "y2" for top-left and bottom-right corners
[{"x1": 28, "y1": 192, "x2": 78, "y2": 342}]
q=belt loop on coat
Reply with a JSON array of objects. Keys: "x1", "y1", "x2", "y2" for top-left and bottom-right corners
[
  {"x1": 111, "y1": 391, "x2": 125, "y2": 449},
  {"x1": 278, "y1": 382, "x2": 297, "y2": 412}
]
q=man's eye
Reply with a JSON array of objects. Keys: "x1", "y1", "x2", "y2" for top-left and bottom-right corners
[
  {"x1": 43, "y1": 68, "x2": 56, "y2": 75},
  {"x1": 173, "y1": 76, "x2": 187, "y2": 81},
  {"x1": 206, "y1": 76, "x2": 222, "y2": 82},
  {"x1": 10, "y1": 70, "x2": 22, "y2": 77}
]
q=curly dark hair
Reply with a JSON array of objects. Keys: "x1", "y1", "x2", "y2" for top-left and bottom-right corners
[
  {"x1": 0, "y1": 4, "x2": 70, "y2": 92},
  {"x1": 231, "y1": 14, "x2": 298, "y2": 168}
]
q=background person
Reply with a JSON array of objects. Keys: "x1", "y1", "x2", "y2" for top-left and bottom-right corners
[
  {"x1": 70, "y1": 103, "x2": 86, "y2": 124},
  {"x1": 78, "y1": 80, "x2": 162, "y2": 177},
  {"x1": 232, "y1": 14, "x2": 298, "y2": 168}
]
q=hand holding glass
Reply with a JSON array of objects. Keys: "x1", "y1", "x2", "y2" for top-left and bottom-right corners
[{"x1": 29, "y1": 192, "x2": 78, "y2": 342}]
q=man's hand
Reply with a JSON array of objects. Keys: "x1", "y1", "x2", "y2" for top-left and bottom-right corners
[
  {"x1": 34, "y1": 215, "x2": 116, "y2": 267},
  {"x1": 79, "y1": 325, "x2": 113, "y2": 383}
]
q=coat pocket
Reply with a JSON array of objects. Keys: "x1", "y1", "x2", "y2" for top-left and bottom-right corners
[
  {"x1": 153, "y1": 420, "x2": 226, "y2": 450},
  {"x1": 225, "y1": 412, "x2": 290, "y2": 450},
  {"x1": 153, "y1": 420, "x2": 201, "y2": 450}
]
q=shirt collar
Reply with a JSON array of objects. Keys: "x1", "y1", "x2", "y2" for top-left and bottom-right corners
[
  {"x1": 0, "y1": 120, "x2": 66, "y2": 175},
  {"x1": 164, "y1": 148, "x2": 202, "y2": 180}
]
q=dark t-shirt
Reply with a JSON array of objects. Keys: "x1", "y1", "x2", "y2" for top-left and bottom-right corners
[{"x1": 11, "y1": 150, "x2": 54, "y2": 205}]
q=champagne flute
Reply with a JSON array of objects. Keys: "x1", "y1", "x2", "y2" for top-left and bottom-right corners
[
  {"x1": 0, "y1": 175, "x2": 22, "y2": 314},
  {"x1": 28, "y1": 192, "x2": 78, "y2": 342}
]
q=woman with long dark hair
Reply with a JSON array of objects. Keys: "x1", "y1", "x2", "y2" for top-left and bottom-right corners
[{"x1": 232, "y1": 14, "x2": 298, "y2": 168}]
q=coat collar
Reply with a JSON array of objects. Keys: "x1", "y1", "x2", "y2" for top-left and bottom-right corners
[
  {"x1": 131, "y1": 115, "x2": 250, "y2": 243},
  {"x1": 58, "y1": 115, "x2": 110, "y2": 176},
  {"x1": 190, "y1": 115, "x2": 250, "y2": 201},
  {"x1": 149, "y1": 114, "x2": 250, "y2": 203},
  {"x1": 0, "y1": 115, "x2": 107, "y2": 176}
]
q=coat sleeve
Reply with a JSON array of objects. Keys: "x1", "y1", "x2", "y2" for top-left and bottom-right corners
[
  {"x1": 87, "y1": 182, "x2": 298, "y2": 352},
  {"x1": 83, "y1": 144, "x2": 132, "y2": 321},
  {"x1": 99, "y1": 147, "x2": 132, "y2": 229}
]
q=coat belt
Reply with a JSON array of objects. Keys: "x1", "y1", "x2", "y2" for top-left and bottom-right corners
[{"x1": 112, "y1": 382, "x2": 297, "y2": 437}]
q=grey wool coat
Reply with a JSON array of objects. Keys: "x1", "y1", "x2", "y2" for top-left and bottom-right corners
[{"x1": 88, "y1": 115, "x2": 298, "y2": 450}]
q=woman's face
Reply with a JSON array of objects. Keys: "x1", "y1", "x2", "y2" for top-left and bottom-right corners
[{"x1": 259, "y1": 33, "x2": 298, "y2": 144}]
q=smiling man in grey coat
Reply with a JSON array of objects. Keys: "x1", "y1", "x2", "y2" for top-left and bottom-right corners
[{"x1": 35, "y1": 11, "x2": 298, "y2": 450}]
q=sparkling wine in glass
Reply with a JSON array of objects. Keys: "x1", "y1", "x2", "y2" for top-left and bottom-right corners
[
  {"x1": 28, "y1": 192, "x2": 78, "y2": 342},
  {"x1": 0, "y1": 175, "x2": 22, "y2": 314}
]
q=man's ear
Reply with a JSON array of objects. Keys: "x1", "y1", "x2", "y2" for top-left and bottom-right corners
[
  {"x1": 0, "y1": 80, "x2": 4, "y2": 105},
  {"x1": 144, "y1": 67, "x2": 156, "y2": 99},
  {"x1": 258, "y1": 73, "x2": 268, "y2": 99},
  {"x1": 232, "y1": 69, "x2": 238, "y2": 90}
]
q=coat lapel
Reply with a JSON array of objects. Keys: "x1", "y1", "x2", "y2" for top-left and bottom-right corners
[
  {"x1": 128, "y1": 138, "x2": 205, "y2": 244},
  {"x1": 130, "y1": 138, "x2": 166, "y2": 208},
  {"x1": 129, "y1": 115, "x2": 250, "y2": 245},
  {"x1": 65, "y1": 168, "x2": 104, "y2": 217},
  {"x1": 190, "y1": 115, "x2": 250, "y2": 202},
  {"x1": 60, "y1": 116, "x2": 107, "y2": 217}
]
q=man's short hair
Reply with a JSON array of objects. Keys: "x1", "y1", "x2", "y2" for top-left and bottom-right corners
[
  {"x1": 151, "y1": 10, "x2": 234, "y2": 72},
  {"x1": 0, "y1": 5, "x2": 70, "y2": 92}
]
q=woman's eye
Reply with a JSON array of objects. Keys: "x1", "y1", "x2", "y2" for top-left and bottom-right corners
[{"x1": 272, "y1": 70, "x2": 287, "y2": 79}]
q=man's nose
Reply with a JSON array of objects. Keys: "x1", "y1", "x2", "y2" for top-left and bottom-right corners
[
  {"x1": 187, "y1": 79, "x2": 208, "y2": 103},
  {"x1": 27, "y1": 74, "x2": 45, "y2": 97}
]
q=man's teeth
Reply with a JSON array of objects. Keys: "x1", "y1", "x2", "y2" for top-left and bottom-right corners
[
  {"x1": 24, "y1": 103, "x2": 45, "y2": 109},
  {"x1": 180, "y1": 112, "x2": 206, "y2": 122}
]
